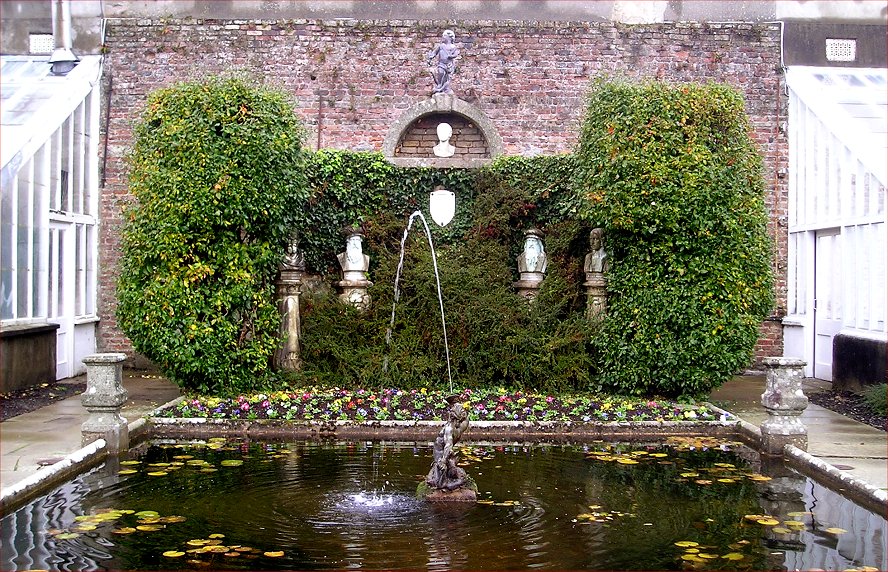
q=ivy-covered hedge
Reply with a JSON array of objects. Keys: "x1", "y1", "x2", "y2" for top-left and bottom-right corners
[
  {"x1": 575, "y1": 80, "x2": 774, "y2": 396},
  {"x1": 117, "y1": 76, "x2": 774, "y2": 398},
  {"x1": 116, "y1": 77, "x2": 307, "y2": 394}
]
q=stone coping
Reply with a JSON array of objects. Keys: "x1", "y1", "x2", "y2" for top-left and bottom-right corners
[{"x1": 2, "y1": 396, "x2": 885, "y2": 521}]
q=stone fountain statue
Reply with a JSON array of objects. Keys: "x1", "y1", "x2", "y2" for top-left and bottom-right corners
[{"x1": 418, "y1": 395, "x2": 477, "y2": 502}]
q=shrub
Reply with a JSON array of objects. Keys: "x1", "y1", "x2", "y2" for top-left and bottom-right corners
[
  {"x1": 575, "y1": 79, "x2": 774, "y2": 397},
  {"x1": 116, "y1": 76, "x2": 307, "y2": 394},
  {"x1": 863, "y1": 383, "x2": 887, "y2": 416}
]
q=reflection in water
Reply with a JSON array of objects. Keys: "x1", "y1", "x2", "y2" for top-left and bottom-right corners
[{"x1": 0, "y1": 440, "x2": 884, "y2": 571}]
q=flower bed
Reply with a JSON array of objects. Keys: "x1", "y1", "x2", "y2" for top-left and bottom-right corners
[{"x1": 155, "y1": 388, "x2": 726, "y2": 424}]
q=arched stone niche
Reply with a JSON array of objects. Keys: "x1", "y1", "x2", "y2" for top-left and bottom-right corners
[{"x1": 382, "y1": 94, "x2": 503, "y2": 168}]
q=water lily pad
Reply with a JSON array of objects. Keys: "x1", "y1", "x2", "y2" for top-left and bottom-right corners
[
  {"x1": 220, "y1": 459, "x2": 244, "y2": 467},
  {"x1": 675, "y1": 541, "x2": 699, "y2": 548},
  {"x1": 681, "y1": 554, "x2": 703, "y2": 561},
  {"x1": 119, "y1": 460, "x2": 141, "y2": 466},
  {"x1": 56, "y1": 532, "x2": 80, "y2": 540},
  {"x1": 721, "y1": 553, "x2": 744, "y2": 561},
  {"x1": 135, "y1": 511, "x2": 159, "y2": 518},
  {"x1": 694, "y1": 480, "x2": 712, "y2": 485},
  {"x1": 146, "y1": 471, "x2": 168, "y2": 477},
  {"x1": 650, "y1": 453, "x2": 668, "y2": 458},
  {"x1": 199, "y1": 467, "x2": 218, "y2": 473},
  {"x1": 824, "y1": 527, "x2": 847, "y2": 535},
  {"x1": 224, "y1": 552, "x2": 240, "y2": 557},
  {"x1": 136, "y1": 525, "x2": 164, "y2": 532},
  {"x1": 173, "y1": 455, "x2": 194, "y2": 460},
  {"x1": 264, "y1": 551, "x2": 285, "y2": 557},
  {"x1": 159, "y1": 516, "x2": 187, "y2": 523},
  {"x1": 784, "y1": 520, "x2": 806, "y2": 528},
  {"x1": 616, "y1": 458, "x2": 639, "y2": 465},
  {"x1": 743, "y1": 514, "x2": 769, "y2": 522},
  {"x1": 772, "y1": 527, "x2": 793, "y2": 534},
  {"x1": 118, "y1": 469, "x2": 138, "y2": 475},
  {"x1": 747, "y1": 474, "x2": 772, "y2": 481},
  {"x1": 680, "y1": 472, "x2": 700, "y2": 478},
  {"x1": 476, "y1": 500, "x2": 494, "y2": 505},
  {"x1": 209, "y1": 533, "x2": 225, "y2": 539},
  {"x1": 187, "y1": 539, "x2": 208, "y2": 546},
  {"x1": 162, "y1": 551, "x2": 185, "y2": 558},
  {"x1": 206, "y1": 545, "x2": 229, "y2": 553},
  {"x1": 756, "y1": 518, "x2": 780, "y2": 526},
  {"x1": 73, "y1": 524, "x2": 97, "y2": 531},
  {"x1": 698, "y1": 553, "x2": 718, "y2": 559},
  {"x1": 112, "y1": 527, "x2": 137, "y2": 534},
  {"x1": 684, "y1": 548, "x2": 700, "y2": 554},
  {"x1": 717, "y1": 478, "x2": 736, "y2": 483}
]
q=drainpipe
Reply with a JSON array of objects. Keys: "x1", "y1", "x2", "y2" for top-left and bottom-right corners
[{"x1": 49, "y1": 0, "x2": 79, "y2": 75}]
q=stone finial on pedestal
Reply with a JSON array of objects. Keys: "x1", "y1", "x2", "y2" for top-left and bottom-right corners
[
  {"x1": 274, "y1": 233, "x2": 305, "y2": 372},
  {"x1": 760, "y1": 357, "x2": 809, "y2": 456},
  {"x1": 81, "y1": 353, "x2": 129, "y2": 453},
  {"x1": 336, "y1": 228, "x2": 372, "y2": 311},
  {"x1": 513, "y1": 229, "x2": 547, "y2": 301}
]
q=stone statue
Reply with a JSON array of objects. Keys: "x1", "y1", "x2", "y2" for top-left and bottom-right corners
[
  {"x1": 337, "y1": 231, "x2": 370, "y2": 275},
  {"x1": 583, "y1": 228, "x2": 608, "y2": 274},
  {"x1": 427, "y1": 29, "x2": 459, "y2": 95},
  {"x1": 282, "y1": 232, "x2": 306, "y2": 272},
  {"x1": 517, "y1": 229, "x2": 548, "y2": 274},
  {"x1": 336, "y1": 228, "x2": 372, "y2": 310},
  {"x1": 433, "y1": 122, "x2": 456, "y2": 158},
  {"x1": 425, "y1": 396, "x2": 471, "y2": 493}
]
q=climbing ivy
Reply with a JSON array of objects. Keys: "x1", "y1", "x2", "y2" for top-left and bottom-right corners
[
  {"x1": 574, "y1": 79, "x2": 774, "y2": 397},
  {"x1": 116, "y1": 76, "x2": 307, "y2": 395},
  {"x1": 117, "y1": 76, "x2": 774, "y2": 398}
]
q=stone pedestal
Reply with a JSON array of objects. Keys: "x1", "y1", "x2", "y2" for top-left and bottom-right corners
[
  {"x1": 274, "y1": 268, "x2": 304, "y2": 372},
  {"x1": 760, "y1": 357, "x2": 809, "y2": 456},
  {"x1": 513, "y1": 271, "x2": 544, "y2": 301},
  {"x1": 583, "y1": 273, "x2": 607, "y2": 321},
  {"x1": 81, "y1": 353, "x2": 129, "y2": 453},
  {"x1": 337, "y1": 270, "x2": 372, "y2": 311}
]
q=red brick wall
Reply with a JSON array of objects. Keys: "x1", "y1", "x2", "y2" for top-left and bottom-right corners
[{"x1": 98, "y1": 19, "x2": 787, "y2": 367}]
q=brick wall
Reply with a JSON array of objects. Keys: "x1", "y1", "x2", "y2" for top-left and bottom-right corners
[{"x1": 98, "y1": 18, "x2": 788, "y2": 366}]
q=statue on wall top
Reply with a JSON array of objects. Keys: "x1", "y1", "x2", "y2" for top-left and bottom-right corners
[
  {"x1": 517, "y1": 228, "x2": 548, "y2": 274},
  {"x1": 427, "y1": 29, "x2": 459, "y2": 95},
  {"x1": 584, "y1": 228, "x2": 609, "y2": 275}
]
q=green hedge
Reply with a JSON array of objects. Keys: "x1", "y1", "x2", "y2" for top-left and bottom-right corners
[
  {"x1": 116, "y1": 76, "x2": 307, "y2": 395},
  {"x1": 575, "y1": 80, "x2": 774, "y2": 396},
  {"x1": 117, "y1": 76, "x2": 774, "y2": 398}
]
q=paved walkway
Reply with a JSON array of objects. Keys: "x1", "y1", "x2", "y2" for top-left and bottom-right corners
[
  {"x1": 1, "y1": 371, "x2": 181, "y2": 493},
  {"x1": 1, "y1": 372, "x2": 885, "y2": 501},
  {"x1": 709, "y1": 375, "x2": 887, "y2": 490}
]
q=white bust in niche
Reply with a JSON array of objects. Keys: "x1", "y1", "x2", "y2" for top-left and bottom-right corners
[{"x1": 432, "y1": 122, "x2": 456, "y2": 158}]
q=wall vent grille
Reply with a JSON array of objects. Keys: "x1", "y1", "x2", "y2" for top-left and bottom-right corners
[{"x1": 825, "y1": 39, "x2": 857, "y2": 62}]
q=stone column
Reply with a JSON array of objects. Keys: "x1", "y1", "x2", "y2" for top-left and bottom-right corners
[
  {"x1": 760, "y1": 357, "x2": 809, "y2": 456},
  {"x1": 81, "y1": 353, "x2": 129, "y2": 453},
  {"x1": 274, "y1": 267, "x2": 304, "y2": 372},
  {"x1": 583, "y1": 273, "x2": 607, "y2": 321}
]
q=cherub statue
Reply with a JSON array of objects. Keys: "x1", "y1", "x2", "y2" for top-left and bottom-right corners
[{"x1": 427, "y1": 29, "x2": 459, "y2": 95}]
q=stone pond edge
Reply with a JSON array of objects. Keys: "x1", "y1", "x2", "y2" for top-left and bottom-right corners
[{"x1": 2, "y1": 396, "x2": 885, "y2": 519}]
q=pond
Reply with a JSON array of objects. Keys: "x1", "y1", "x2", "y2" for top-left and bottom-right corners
[{"x1": 1, "y1": 438, "x2": 884, "y2": 571}]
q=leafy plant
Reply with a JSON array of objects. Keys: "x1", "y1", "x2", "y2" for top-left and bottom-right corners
[
  {"x1": 863, "y1": 383, "x2": 887, "y2": 415},
  {"x1": 575, "y1": 79, "x2": 774, "y2": 397},
  {"x1": 116, "y1": 75, "x2": 307, "y2": 394}
]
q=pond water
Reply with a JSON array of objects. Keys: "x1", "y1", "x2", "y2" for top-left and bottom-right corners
[{"x1": 1, "y1": 438, "x2": 885, "y2": 571}]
